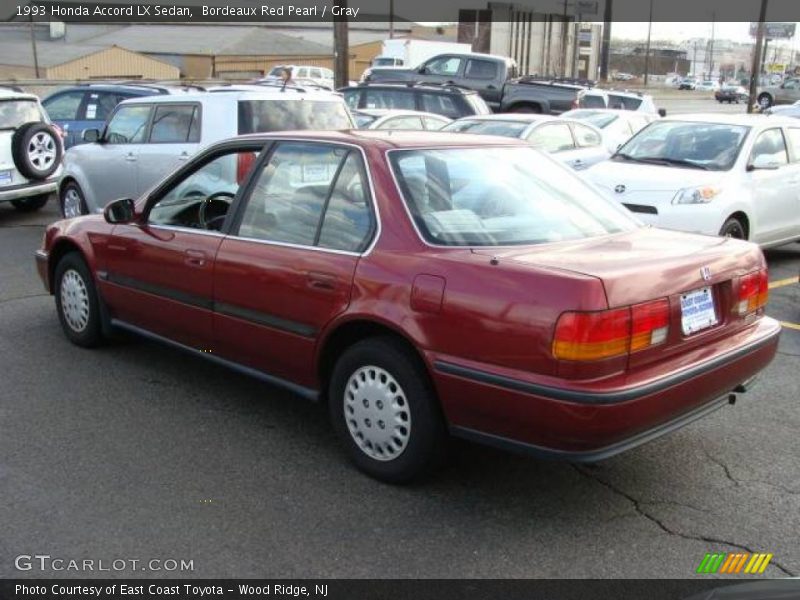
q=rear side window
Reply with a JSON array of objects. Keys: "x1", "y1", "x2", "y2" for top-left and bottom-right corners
[
  {"x1": 85, "y1": 92, "x2": 128, "y2": 122},
  {"x1": 363, "y1": 89, "x2": 415, "y2": 110},
  {"x1": 237, "y1": 99, "x2": 353, "y2": 133},
  {"x1": 465, "y1": 59, "x2": 498, "y2": 80},
  {"x1": 343, "y1": 89, "x2": 361, "y2": 110},
  {"x1": 786, "y1": 128, "x2": 800, "y2": 163},
  {"x1": 420, "y1": 93, "x2": 462, "y2": 118},
  {"x1": 578, "y1": 93, "x2": 606, "y2": 109},
  {"x1": 608, "y1": 94, "x2": 642, "y2": 110},
  {"x1": 149, "y1": 104, "x2": 200, "y2": 143},
  {"x1": 0, "y1": 99, "x2": 44, "y2": 129},
  {"x1": 43, "y1": 91, "x2": 84, "y2": 120}
]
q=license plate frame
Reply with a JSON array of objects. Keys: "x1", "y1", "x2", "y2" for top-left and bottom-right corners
[{"x1": 680, "y1": 286, "x2": 718, "y2": 335}]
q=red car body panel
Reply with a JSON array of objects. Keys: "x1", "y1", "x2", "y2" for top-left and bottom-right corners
[{"x1": 37, "y1": 131, "x2": 781, "y2": 461}]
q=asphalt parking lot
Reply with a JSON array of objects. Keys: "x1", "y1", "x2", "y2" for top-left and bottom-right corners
[{"x1": 1, "y1": 95, "x2": 798, "y2": 580}]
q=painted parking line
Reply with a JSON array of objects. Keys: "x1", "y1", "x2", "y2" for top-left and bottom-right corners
[
  {"x1": 769, "y1": 277, "x2": 798, "y2": 290},
  {"x1": 781, "y1": 322, "x2": 800, "y2": 332}
]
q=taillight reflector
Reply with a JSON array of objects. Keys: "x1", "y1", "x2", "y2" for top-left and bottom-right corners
[
  {"x1": 737, "y1": 269, "x2": 768, "y2": 316},
  {"x1": 553, "y1": 298, "x2": 671, "y2": 361}
]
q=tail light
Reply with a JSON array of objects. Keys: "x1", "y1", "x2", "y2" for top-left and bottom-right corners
[
  {"x1": 553, "y1": 298, "x2": 670, "y2": 361},
  {"x1": 236, "y1": 152, "x2": 256, "y2": 184},
  {"x1": 736, "y1": 268, "x2": 768, "y2": 316}
]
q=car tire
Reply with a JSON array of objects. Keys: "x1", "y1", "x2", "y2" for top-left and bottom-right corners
[
  {"x1": 10, "y1": 193, "x2": 49, "y2": 212},
  {"x1": 719, "y1": 217, "x2": 747, "y2": 240},
  {"x1": 757, "y1": 93, "x2": 773, "y2": 109},
  {"x1": 328, "y1": 337, "x2": 447, "y2": 483},
  {"x1": 11, "y1": 122, "x2": 62, "y2": 181},
  {"x1": 60, "y1": 181, "x2": 87, "y2": 219},
  {"x1": 54, "y1": 252, "x2": 104, "y2": 348}
]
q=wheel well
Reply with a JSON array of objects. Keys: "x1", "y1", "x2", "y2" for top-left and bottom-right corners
[
  {"x1": 317, "y1": 320, "x2": 430, "y2": 397},
  {"x1": 58, "y1": 176, "x2": 78, "y2": 198},
  {"x1": 727, "y1": 211, "x2": 750, "y2": 239},
  {"x1": 47, "y1": 240, "x2": 84, "y2": 292},
  {"x1": 509, "y1": 101, "x2": 543, "y2": 113}
]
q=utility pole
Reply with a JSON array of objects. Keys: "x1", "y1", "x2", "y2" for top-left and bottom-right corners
[
  {"x1": 708, "y1": 12, "x2": 715, "y2": 78},
  {"x1": 643, "y1": 0, "x2": 653, "y2": 86},
  {"x1": 333, "y1": 0, "x2": 349, "y2": 88},
  {"x1": 29, "y1": 15, "x2": 40, "y2": 78},
  {"x1": 748, "y1": 0, "x2": 768, "y2": 113},
  {"x1": 389, "y1": 0, "x2": 394, "y2": 39},
  {"x1": 599, "y1": 0, "x2": 612, "y2": 82}
]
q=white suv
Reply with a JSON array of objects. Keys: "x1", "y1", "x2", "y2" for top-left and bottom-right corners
[
  {"x1": 0, "y1": 87, "x2": 63, "y2": 212},
  {"x1": 577, "y1": 88, "x2": 662, "y2": 115},
  {"x1": 58, "y1": 87, "x2": 355, "y2": 217}
]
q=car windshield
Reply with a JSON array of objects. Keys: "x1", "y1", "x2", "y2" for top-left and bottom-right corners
[
  {"x1": 615, "y1": 120, "x2": 749, "y2": 171},
  {"x1": 0, "y1": 99, "x2": 43, "y2": 129},
  {"x1": 441, "y1": 119, "x2": 529, "y2": 137},
  {"x1": 390, "y1": 147, "x2": 637, "y2": 247},
  {"x1": 237, "y1": 99, "x2": 353, "y2": 133}
]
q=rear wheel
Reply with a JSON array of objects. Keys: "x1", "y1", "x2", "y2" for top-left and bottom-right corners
[
  {"x1": 54, "y1": 252, "x2": 104, "y2": 347},
  {"x1": 757, "y1": 93, "x2": 772, "y2": 109},
  {"x1": 60, "y1": 181, "x2": 87, "y2": 218},
  {"x1": 328, "y1": 337, "x2": 447, "y2": 483},
  {"x1": 10, "y1": 193, "x2": 49, "y2": 212},
  {"x1": 11, "y1": 122, "x2": 62, "y2": 180},
  {"x1": 719, "y1": 217, "x2": 747, "y2": 240}
]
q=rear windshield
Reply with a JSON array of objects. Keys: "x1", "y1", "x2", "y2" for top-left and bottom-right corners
[
  {"x1": 608, "y1": 94, "x2": 642, "y2": 110},
  {"x1": 390, "y1": 147, "x2": 637, "y2": 247},
  {"x1": 441, "y1": 119, "x2": 528, "y2": 138},
  {"x1": 465, "y1": 93, "x2": 492, "y2": 115},
  {"x1": 237, "y1": 99, "x2": 352, "y2": 133},
  {"x1": 0, "y1": 99, "x2": 43, "y2": 129}
]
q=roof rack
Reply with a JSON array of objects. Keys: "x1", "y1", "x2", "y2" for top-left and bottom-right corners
[{"x1": 209, "y1": 83, "x2": 309, "y2": 94}]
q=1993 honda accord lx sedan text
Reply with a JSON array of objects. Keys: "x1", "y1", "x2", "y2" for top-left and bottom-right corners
[{"x1": 35, "y1": 131, "x2": 781, "y2": 483}]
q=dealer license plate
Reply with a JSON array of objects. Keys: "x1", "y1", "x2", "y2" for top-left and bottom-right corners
[
  {"x1": 680, "y1": 286, "x2": 718, "y2": 335},
  {"x1": 0, "y1": 170, "x2": 12, "y2": 186}
]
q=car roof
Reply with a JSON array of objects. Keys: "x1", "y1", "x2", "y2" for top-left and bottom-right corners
[
  {"x1": 118, "y1": 88, "x2": 344, "y2": 105},
  {"x1": 345, "y1": 82, "x2": 479, "y2": 95},
  {"x1": 356, "y1": 109, "x2": 449, "y2": 119},
  {"x1": 235, "y1": 129, "x2": 528, "y2": 151},
  {"x1": 662, "y1": 113, "x2": 799, "y2": 127},
  {"x1": 451, "y1": 113, "x2": 557, "y2": 124},
  {"x1": 0, "y1": 88, "x2": 38, "y2": 101}
]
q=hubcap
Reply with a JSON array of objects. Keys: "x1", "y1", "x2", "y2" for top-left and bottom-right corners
[
  {"x1": 344, "y1": 366, "x2": 411, "y2": 461},
  {"x1": 60, "y1": 269, "x2": 90, "y2": 333},
  {"x1": 63, "y1": 188, "x2": 83, "y2": 218},
  {"x1": 27, "y1": 132, "x2": 56, "y2": 171}
]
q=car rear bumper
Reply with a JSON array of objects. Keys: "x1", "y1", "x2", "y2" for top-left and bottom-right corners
[
  {"x1": 0, "y1": 179, "x2": 58, "y2": 202},
  {"x1": 431, "y1": 316, "x2": 781, "y2": 460}
]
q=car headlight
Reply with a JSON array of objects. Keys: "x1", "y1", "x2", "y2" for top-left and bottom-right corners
[{"x1": 672, "y1": 186, "x2": 722, "y2": 205}]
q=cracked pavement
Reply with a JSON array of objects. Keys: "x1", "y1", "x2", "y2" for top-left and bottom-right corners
[{"x1": 0, "y1": 200, "x2": 798, "y2": 579}]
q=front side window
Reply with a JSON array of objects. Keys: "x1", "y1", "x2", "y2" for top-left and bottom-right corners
[
  {"x1": 238, "y1": 143, "x2": 373, "y2": 252},
  {"x1": 237, "y1": 99, "x2": 353, "y2": 133},
  {"x1": 148, "y1": 149, "x2": 259, "y2": 230},
  {"x1": 42, "y1": 91, "x2": 84, "y2": 120},
  {"x1": 105, "y1": 104, "x2": 151, "y2": 144},
  {"x1": 390, "y1": 147, "x2": 636, "y2": 247},
  {"x1": 616, "y1": 121, "x2": 749, "y2": 171},
  {"x1": 0, "y1": 99, "x2": 44, "y2": 129},
  {"x1": 425, "y1": 56, "x2": 463, "y2": 77},
  {"x1": 749, "y1": 128, "x2": 788, "y2": 167},
  {"x1": 528, "y1": 123, "x2": 575, "y2": 152},
  {"x1": 149, "y1": 104, "x2": 200, "y2": 143}
]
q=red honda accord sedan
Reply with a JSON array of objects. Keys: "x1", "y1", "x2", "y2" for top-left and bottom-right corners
[{"x1": 36, "y1": 131, "x2": 780, "y2": 482}]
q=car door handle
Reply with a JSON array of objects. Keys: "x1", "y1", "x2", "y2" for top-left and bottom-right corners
[
  {"x1": 307, "y1": 271, "x2": 338, "y2": 291},
  {"x1": 125, "y1": 153, "x2": 137, "y2": 162},
  {"x1": 184, "y1": 249, "x2": 207, "y2": 268}
]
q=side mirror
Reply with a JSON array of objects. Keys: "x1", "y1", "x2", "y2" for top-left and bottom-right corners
[
  {"x1": 418, "y1": 66, "x2": 428, "y2": 74},
  {"x1": 104, "y1": 198, "x2": 136, "y2": 224},
  {"x1": 82, "y1": 128, "x2": 101, "y2": 143},
  {"x1": 747, "y1": 154, "x2": 781, "y2": 171},
  {"x1": 658, "y1": 108, "x2": 667, "y2": 117}
]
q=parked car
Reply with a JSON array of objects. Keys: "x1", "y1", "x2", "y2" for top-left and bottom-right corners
[
  {"x1": 36, "y1": 130, "x2": 780, "y2": 483},
  {"x1": 576, "y1": 88, "x2": 661, "y2": 114},
  {"x1": 679, "y1": 78, "x2": 698, "y2": 90},
  {"x1": 561, "y1": 108, "x2": 658, "y2": 152},
  {"x1": 42, "y1": 83, "x2": 199, "y2": 148},
  {"x1": 0, "y1": 87, "x2": 63, "y2": 212},
  {"x1": 58, "y1": 88, "x2": 354, "y2": 218},
  {"x1": 757, "y1": 77, "x2": 800, "y2": 109},
  {"x1": 360, "y1": 52, "x2": 519, "y2": 111},
  {"x1": 764, "y1": 101, "x2": 800, "y2": 120},
  {"x1": 715, "y1": 85, "x2": 750, "y2": 104},
  {"x1": 263, "y1": 65, "x2": 334, "y2": 89},
  {"x1": 584, "y1": 114, "x2": 800, "y2": 248},
  {"x1": 341, "y1": 82, "x2": 491, "y2": 120},
  {"x1": 696, "y1": 80, "x2": 721, "y2": 92},
  {"x1": 499, "y1": 77, "x2": 592, "y2": 114},
  {"x1": 441, "y1": 114, "x2": 608, "y2": 170},
  {"x1": 352, "y1": 109, "x2": 451, "y2": 130},
  {"x1": 613, "y1": 72, "x2": 635, "y2": 81}
]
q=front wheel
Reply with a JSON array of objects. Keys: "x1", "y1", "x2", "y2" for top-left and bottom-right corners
[
  {"x1": 328, "y1": 337, "x2": 447, "y2": 483},
  {"x1": 10, "y1": 193, "x2": 49, "y2": 212},
  {"x1": 719, "y1": 217, "x2": 747, "y2": 240},
  {"x1": 54, "y1": 252, "x2": 104, "y2": 347},
  {"x1": 758, "y1": 93, "x2": 772, "y2": 109},
  {"x1": 60, "y1": 181, "x2": 87, "y2": 219}
]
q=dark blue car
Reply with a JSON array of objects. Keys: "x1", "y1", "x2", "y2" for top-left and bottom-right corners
[{"x1": 42, "y1": 83, "x2": 198, "y2": 148}]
